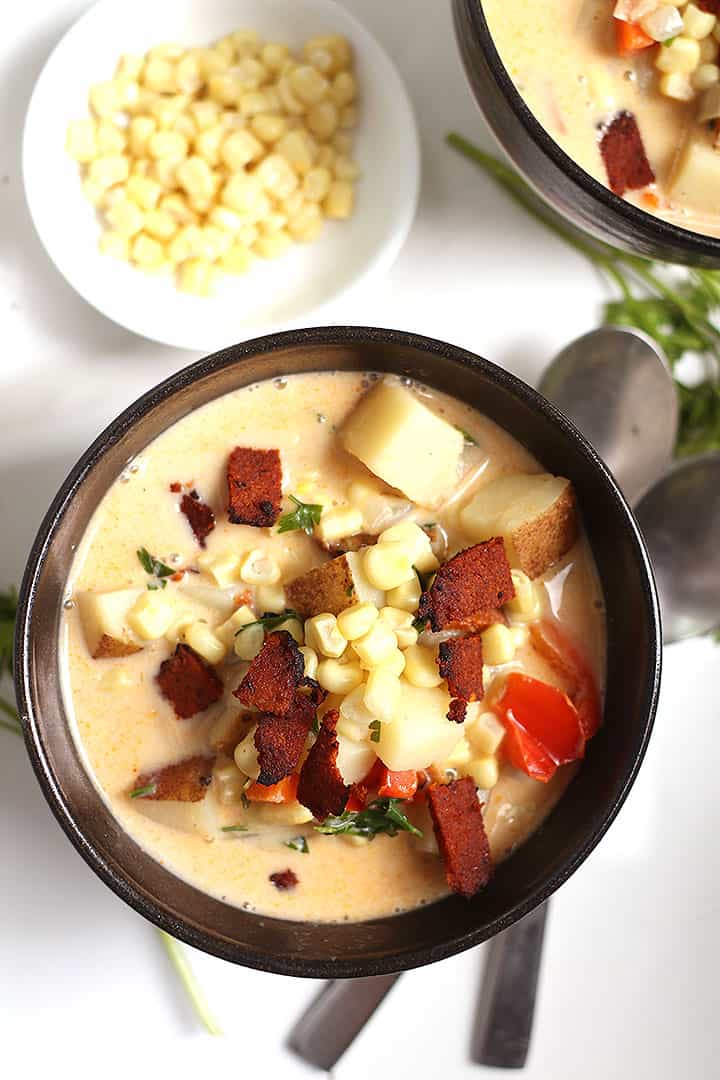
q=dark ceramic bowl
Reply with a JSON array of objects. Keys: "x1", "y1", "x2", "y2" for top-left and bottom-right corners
[
  {"x1": 15, "y1": 327, "x2": 661, "y2": 978},
  {"x1": 453, "y1": 0, "x2": 720, "y2": 266}
]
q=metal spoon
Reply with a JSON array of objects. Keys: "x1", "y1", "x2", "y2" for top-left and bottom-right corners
[{"x1": 288, "y1": 328, "x2": 707, "y2": 1072}]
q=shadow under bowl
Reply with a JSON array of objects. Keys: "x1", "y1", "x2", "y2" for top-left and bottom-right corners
[
  {"x1": 452, "y1": 0, "x2": 720, "y2": 266},
  {"x1": 15, "y1": 327, "x2": 661, "y2": 978}
]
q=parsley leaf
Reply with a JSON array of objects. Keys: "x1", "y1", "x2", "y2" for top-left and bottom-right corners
[
  {"x1": 369, "y1": 719, "x2": 382, "y2": 743},
  {"x1": 137, "y1": 547, "x2": 174, "y2": 586},
  {"x1": 235, "y1": 610, "x2": 302, "y2": 636},
  {"x1": 285, "y1": 835, "x2": 309, "y2": 853},
  {"x1": 130, "y1": 781, "x2": 157, "y2": 799},
  {"x1": 315, "y1": 797, "x2": 422, "y2": 840},
  {"x1": 277, "y1": 495, "x2": 323, "y2": 536},
  {"x1": 456, "y1": 426, "x2": 478, "y2": 446}
]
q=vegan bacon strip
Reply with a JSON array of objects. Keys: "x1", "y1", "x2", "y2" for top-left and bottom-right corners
[
  {"x1": 438, "y1": 635, "x2": 484, "y2": 723},
  {"x1": 297, "y1": 709, "x2": 349, "y2": 821},
  {"x1": 157, "y1": 643, "x2": 224, "y2": 719},
  {"x1": 417, "y1": 538, "x2": 515, "y2": 632},
  {"x1": 131, "y1": 754, "x2": 215, "y2": 802},
  {"x1": 427, "y1": 777, "x2": 493, "y2": 898},
  {"x1": 234, "y1": 630, "x2": 305, "y2": 715},
  {"x1": 227, "y1": 446, "x2": 282, "y2": 527},
  {"x1": 179, "y1": 488, "x2": 216, "y2": 547},
  {"x1": 599, "y1": 111, "x2": 655, "y2": 198},
  {"x1": 254, "y1": 696, "x2": 315, "y2": 786}
]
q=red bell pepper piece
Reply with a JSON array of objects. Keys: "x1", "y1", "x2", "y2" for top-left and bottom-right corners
[
  {"x1": 495, "y1": 672, "x2": 585, "y2": 764},
  {"x1": 377, "y1": 768, "x2": 418, "y2": 800},
  {"x1": 530, "y1": 619, "x2": 602, "y2": 738},
  {"x1": 500, "y1": 718, "x2": 558, "y2": 783},
  {"x1": 245, "y1": 773, "x2": 299, "y2": 804}
]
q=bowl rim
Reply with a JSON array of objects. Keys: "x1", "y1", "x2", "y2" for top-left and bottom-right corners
[
  {"x1": 14, "y1": 326, "x2": 662, "y2": 976},
  {"x1": 461, "y1": 0, "x2": 720, "y2": 258}
]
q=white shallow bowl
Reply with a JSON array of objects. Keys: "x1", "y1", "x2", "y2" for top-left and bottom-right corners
[{"x1": 23, "y1": 0, "x2": 420, "y2": 351}]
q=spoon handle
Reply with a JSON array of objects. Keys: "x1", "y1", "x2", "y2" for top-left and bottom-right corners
[
  {"x1": 287, "y1": 973, "x2": 401, "y2": 1070},
  {"x1": 471, "y1": 902, "x2": 549, "y2": 1069}
]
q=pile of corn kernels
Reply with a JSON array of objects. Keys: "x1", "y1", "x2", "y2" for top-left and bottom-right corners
[{"x1": 65, "y1": 30, "x2": 360, "y2": 295}]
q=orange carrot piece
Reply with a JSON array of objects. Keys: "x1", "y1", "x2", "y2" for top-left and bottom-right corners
[
  {"x1": 615, "y1": 19, "x2": 655, "y2": 55},
  {"x1": 245, "y1": 773, "x2": 299, "y2": 804}
]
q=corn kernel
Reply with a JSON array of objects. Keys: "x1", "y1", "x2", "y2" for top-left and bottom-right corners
[
  {"x1": 143, "y1": 57, "x2": 177, "y2": 94},
  {"x1": 195, "y1": 47, "x2": 230, "y2": 80},
  {"x1": 208, "y1": 72, "x2": 243, "y2": 105},
  {"x1": 105, "y1": 198, "x2": 145, "y2": 237},
  {"x1": 183, "y1": 620, "x2": 227, "y2": 664},
  {"x1": 194, "y1": 125, "x2": 225, "y2": 166},
  {"x1": 216, "y1": 604, "x2": 256, "y2": 645},
  {"x1": 351, "y1": 621, "x2": 397, "y2": 668},
  {"x1": 447, "y1": 738, "x2": 473, "y2": 768},
  {"x1": 250, "y1": 112, "x2": 287, "y2": 143},
  {"x1": 386, "y1": 576, "x2": 422, "y2": 613},
  {"x1": 466, "y1": 755, "x2": 499, "y2": 791},
  {"x1": 115, "y1": 53, "x2": 144, "y2": 81},
  {"x1": 253, "y1": 230, "x2": 292, "y2": 258},
  {"x1": 128, "y1": 116, "x2": 157, "y2": 157},
  {"x1": 254, "y1": 152, "x2": 299, "y2": 199},
  {"x1": 316, "y1": 145, "x2": 336, "y2": 170},
  {"x1": 334, "y1": 155, "x2": 361, "y2": 182},
  {"x1": 215, "y1": 762, "x2": 246, "y2": 804},
  {"x1": 234, "y1": 726, "x2": 260, "y2": 778},
  {"x1": 332, "y1": 132, "x2": 353, "y2": 155},
  {"x1": 693, "y1": 61, "x2": 720, "y2": 89},
  {"x1": 299, "y1": 645, "x2": 319, "y2": 680},
  {"x1": 147, "y1": 130, "x2": 188, "y2": 160},
  {"x1": 331, "y1": 71, "x2": 357, "y2": 107},
  {"x1": 701, "y1": 35, "x2": 719, "y2": 60},
  {"x1": 303, "y1": 35, "x2": 352, "y2": 76},
  {"x1": 125, "y1": 174, "x2": 163, "y2": 210},
  {"x1": 378, "y1": 608, "x2": 418, "y2": 650},
  {"x1": 197, "y1": 550, "x2": 241, "y2": 588},
  {"x1": 363, "y1": 542, "x2": 415, "y2": 590},
  {"x1": 219, "y1": 244, "x2": 254, "y2": 274},
  {"x1": 66, "y1": 118, "x2": 98, "y2": 163},
  {"x1": 178, "y1": 258, "x2": 216, "y2": 296},
  {"x1": 127, "y1": 591, "x2": 175, "y2": 640},
  {"x1": 324, "y1": 179, "x2": 355, "y2": 218},
  {"x1": 338, "y1": 684, "x2": 376, "y2": 741},
  {"x1": 314, "y1": 506, "x2": 363, "y2": 544},
  {"x1": 302, "y1": 166, "x2": 332, "y2": 202},
  {"x1": 131, "y1": 232, "x2": 165, "y2": 268},
  {"x1": 276, "y1": 75, "x2": 305, "y2": 115},
  {"x1": 175, "y1": 155, "x2": 216, "y2": 200},
  {"x1": 402, "y1": 644, "x2": 442, "y2": 688},
  {"x1": 363, "y1": 668, "x2": 401, "y2": 722},
  {"x1": 467, "y1": 711, "x2": 506, "y2": 755},
  {"x1": 262, "y1": 42, "x2": 290, "y2": 70},
  {"x1": 506, "y1": 570, "x2": 541, "y2": 622},
  {"x1": 339, "y1": 106, "x2": 358, "y2": 130},
  {"x1": 376, "y1": 648, "x2": 406, "y2": 677},
  {"x1": 99, "y1": 231, "x2": 130, "y2": 259},
  {"x1": 189, "y1": 98, "x2": 222, "y2": 130},
  {"x1": 255, "y1": 583, "x2": 286, "y2": 612},
  {"x1": 276, "y1": 130, "x2": 317, "y2": 175},
  {"x1": 684, "y1": 3, "x2": 716, "y2": 38},
  {"x1": 656, "y1": 35, "x2": 701, "y2": 74},
  {"x1": 150, "y1": 95, "x2": 189, "y2": 131},
  {"x1": 221, "y1": 173, "x2": 263, "y2": 214},
  {"x1": 89, "y1": 81, "x2": 121, "y2": 118},
  {"x1": 239, "y1": 549, "x2": 280, "y2": 585},
  {"x1": 150, "y1": 157, "x2": 180, "y2": 188},
  {"x1": 88, "y1": 153, "x2": 130, "y2": 188},
  {"x1": 260, "y1": 210, "x2": 288, "y2": 235},
  {"x1": 317, "y1": 657, "x2": 364, "y2": 694},
  {"x1": 288, "y1": 64, "x2": 329, "y2": 105},
  {"x1": 234, "y1": 623, "x2": 264, "y2": 661},
  {"x1": 159, "y1": 193, "x2": 197, "y2": 226},
  {"x1": 337, "y1": 602, "x2": 379, "y2": 641},
  {"x1": 220, "y1": 130, "x2": 263, "y2": 170},
  {"x1": 287, "y1": 202, "x2": 323, "y2": 242},
  {"x1": 99, "y1": 666, "x2": 134, "y2": 691},
  {"x1": 660, "y1": 71, "x2": 696, "y2": 98},
  {"x1": 481, "y1": 623, "x2": 516, "y2": 666},
  {"x1": 379, "y1": 522, "x2": 438, "y2": 573},
  {"x1": 305, "y1": 613, "x2": 347, "y2": 658},
  {"x1": 144, "y1": 209, "x2": 177, "y2": 240}
]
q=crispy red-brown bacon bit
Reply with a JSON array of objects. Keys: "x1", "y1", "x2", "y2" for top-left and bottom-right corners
[
  {"x1": 131, "y1": 754, "x2": 216, "y2": 802},
  {"x1": 180, "y1": 488, "x2": 216, "y2": 547},
  {"x1": 157, "y1": 643, "x2": 224, "y2": 719},
  {"x1": 438, "y1": 635, "x2": 484, "y2": 723},
  {"x1": 599, "y1": 111, "x2": 655, "y2": 197},
  {"x1": 254, "y1": 696, "x2": 315, "y2": 786},
  {"x1": 227, "y1": 447, "x2": 282, "y2": 527},
  {"x1": 417, "y1": 539, "x2": 514, "y2": 632},
  {"x1": 270, "y1": 868, "x2": 298, "y2": 890},
  {"x1": 234, "y1": 630, "x2": 305, "y2": 715},
  {"x1": 297, "y1": 709, "x2": 349, "y2": 821},
  {"x1": 427, "y1": 777, "x2": 493, "y2": 898}
]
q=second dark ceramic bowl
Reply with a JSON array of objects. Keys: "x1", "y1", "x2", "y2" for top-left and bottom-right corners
[
  {"x1": 453, "y1": 0, "x2": 720, "y2": 266},
  {"x1": 15, "y1": 327, "x2": 661, "y2": 978}
]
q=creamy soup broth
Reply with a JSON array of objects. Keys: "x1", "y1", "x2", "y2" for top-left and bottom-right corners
[{"x1": 61, "y1": 371, "x2": 605, "y2": 923}]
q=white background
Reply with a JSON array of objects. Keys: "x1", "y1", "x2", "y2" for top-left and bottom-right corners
[{"x1": 1, "y1": 2, "x2": 717, "y2": 1077}]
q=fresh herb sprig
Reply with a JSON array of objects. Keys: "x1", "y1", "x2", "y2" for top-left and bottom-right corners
[
  {"x1": 315, "y1": 797, "x2": 422, "y2": 840},
  {"x1": 234, "y1": 610, "x2": 302, "y2": 636},
  {"x1": 137, "y1": 547, "x2": 175, "y2": 589},
  {"x1": 277, "y1": 495, "x2": 323, "y2": 536},
  {"x1": 446, "y1": 132, "x2": 720, "y2": 459},
  {"x1": 286, "y1": 835, "x2": 310, "y2": 853}
]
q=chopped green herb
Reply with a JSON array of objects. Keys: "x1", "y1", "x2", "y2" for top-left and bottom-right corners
[
  {"x1": 662, "y1": 36, "x2": 678, "y2": 46},
  {"x1": 277, "y1": 495, "x2": 323, "y2": 536},
  {"x1": 235, "y1": 610, "x2": 302, "y2": 636},
  {"x1": 413, "y1": 567, "x2": 435, "y2": 592},
  {"x1": 130, "y1": 781, "x2": 157, "y2": 799},
  {"x1": 221, "y1": 824, "x2": 249, "y2": 832},
  {"x1": 285, "y1": 835, "x2": 310, "y2": 853},
  {"x1": 147, "y1": 580, "x2": 168, "y2": 591},
  {"x1": 412, "y1": 616, "x2": 428, "y2": 634},
  {"x1": 311, "y1": 714, "x2": 321, "y2": 735},
  {"x1": 315, "y1": 797, "x2": 422, "y2": 840},
  {"x1": 422, "y1": 522, "x2": 437, "y2": 530},
  {"x1": 369, "y1": 719, "x2": 382, "y2": 744},
  {"x1": 241, "y1": 792, "x2": 250, "y2": 809},
  {"x1": 456, "y1": 426, "x2": 478, "y2": 446},
  {"x1": 137, "y1": 547, "x2": 174, "y2": 584},
  {"x1": 346, "y1": 585, "x2": 355, "y2": 596}
]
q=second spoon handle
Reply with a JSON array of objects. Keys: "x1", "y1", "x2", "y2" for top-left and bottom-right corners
[{"x1": 471, "y1": 902, "x2": 549, "y2": 1069}]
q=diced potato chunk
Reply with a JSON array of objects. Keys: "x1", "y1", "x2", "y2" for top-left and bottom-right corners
[
  {"x1": 460, "y1": 473, "x2": 577, "y2": 579},
  {"x1": 670, "y1": 134, "x2": 720, "y2": 215},
  {"x1": 336, "y1": 735, "x2": 377, "y2": 784},
  {"x1": 76, "y1": 588, "x2": 143, "y2": 658},
  {"x1": 286, "y1": 549, "x2": 384, "y2": 617},
  {"x1": 376, "y1": 683, "x2": 463, "y2": 771},
  {"x1": 341, "y1": 380, "x2": 464, "y2": 509}
]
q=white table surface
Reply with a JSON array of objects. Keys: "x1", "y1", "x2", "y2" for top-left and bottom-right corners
[{"x1": 1, "y1": 2, "x2": 717, "y2": 1076}]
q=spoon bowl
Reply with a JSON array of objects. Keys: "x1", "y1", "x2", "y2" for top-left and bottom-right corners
[
  {"x1": 539, "y1": 327, "x2": 678, "y2": 505},
  {"x1": 635, "y1": 452, "x2": 720, "y2": 643}
]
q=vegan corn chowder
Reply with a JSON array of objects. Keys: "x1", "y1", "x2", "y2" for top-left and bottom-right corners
[
  {"x1": 484, "y1": 0, "x2": 720, "y2": 235},
  {"x1": 61, "y1": 372, "x2": 605, "y2": 922}
]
